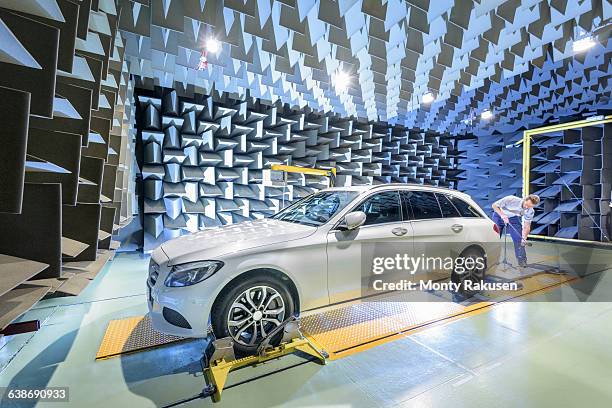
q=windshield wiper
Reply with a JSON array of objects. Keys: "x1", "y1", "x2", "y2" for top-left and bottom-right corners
[
  {"x1": 299, "y1": 220, "x2": 320, "y2": 227},
  {"x1": 276, "y1": 217, "x2": 320, "y2": 227}
]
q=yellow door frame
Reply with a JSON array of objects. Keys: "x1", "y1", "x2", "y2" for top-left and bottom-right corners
[{"x1": 519, "y1": 115, "x2": 612, "y2": 244}]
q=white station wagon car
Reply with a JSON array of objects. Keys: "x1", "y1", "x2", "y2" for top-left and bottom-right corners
[{"x1": 148, "y1": 184, "x2": 500, "y2": 353}]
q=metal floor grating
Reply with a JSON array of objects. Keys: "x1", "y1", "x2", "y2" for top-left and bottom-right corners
[
  {"x1": 300, "y1": 300, "x2": 468, "y2": 355},
  {"x1": 94, "y1": 271, "x2": 575, "y2": 360},
  {"x1": 301, "y1": 271, "x2": 576, "y2": 358}
]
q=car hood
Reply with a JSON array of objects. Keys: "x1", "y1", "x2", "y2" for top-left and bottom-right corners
[{"x1": 159, "y1": 218, "x2": 317, "y2": 265}]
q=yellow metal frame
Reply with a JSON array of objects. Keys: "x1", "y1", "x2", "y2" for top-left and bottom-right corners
[
  {"x1": 521, "y1": 115, "x2": 612, "y2": 243},
  {"x1": 271, "y1": 164, "x2": 337, "y2": 186},
  {"x1": 205, "y1": 337, "x2": 326, "y2": 402}
]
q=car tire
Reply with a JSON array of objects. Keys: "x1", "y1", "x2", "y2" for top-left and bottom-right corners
[
  {"x1": 451, "y1": 246, "x2": 486, "y2": 298},
  {"x1": 211, "y1": 274, "x2": 295, "y2": 356}
]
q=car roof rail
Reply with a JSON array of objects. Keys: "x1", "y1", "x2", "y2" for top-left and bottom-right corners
[{"x1": 368, "y1": 183, "x2": 471, "y2": 197}]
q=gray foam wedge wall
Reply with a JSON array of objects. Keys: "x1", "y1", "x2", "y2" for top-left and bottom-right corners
[
  {"x1": 0, "y1": 0, "x2": 137, "y2": 328},
  {"x1": 134, "y1": 86, "x2": 461, "y2": 251}
]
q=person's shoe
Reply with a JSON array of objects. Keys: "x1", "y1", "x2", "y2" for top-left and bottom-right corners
[{"x1": 518, "y1": 260, "x2": 527, "y2": 268}]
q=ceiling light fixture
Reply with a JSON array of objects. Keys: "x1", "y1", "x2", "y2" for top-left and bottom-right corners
[
  {"x1": 198, "y1": 53, "x2": 208, "y2": 70},
  {"x1": 334, "y1": 71, "x2": 350, "y2": 91},
  {"x1": 422, "y1": 92, "x2": 435, "y2": 104},
  {"x1": 572, "y1": 35, "x2": 596, "y2": 53},
  {"x1": 206, "y1": 38, "x2": 220, "y2": 54},
  {"x1": 481, "y1": 109, "x2": 493, "y2": 120}
]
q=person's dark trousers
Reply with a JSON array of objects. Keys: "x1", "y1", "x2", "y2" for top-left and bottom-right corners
[{"x1": 492, "y1": 212, "x2": 527, "y2": 265}]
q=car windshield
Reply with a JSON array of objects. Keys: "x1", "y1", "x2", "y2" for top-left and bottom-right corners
[{"x1": 271, "y1": 190, "x2": 359, "y2": 227}]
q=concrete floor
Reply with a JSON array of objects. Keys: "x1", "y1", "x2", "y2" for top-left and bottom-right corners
[{"x1": 1, "y1": 249, "x2": 612, "y2": 407}]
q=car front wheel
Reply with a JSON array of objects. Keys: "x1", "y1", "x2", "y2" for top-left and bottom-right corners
[{"x1": 211, "y1": 275, "x2": 295, "y2": 355}]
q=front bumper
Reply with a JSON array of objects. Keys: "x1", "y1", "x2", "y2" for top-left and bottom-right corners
[{"x1": 147, "y1": 257, "x2": 213, "y2": 337}]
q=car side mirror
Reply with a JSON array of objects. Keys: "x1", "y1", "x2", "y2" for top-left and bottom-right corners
[{"x1": 342, "y1": 211, "x2": 367, "y2": 230}]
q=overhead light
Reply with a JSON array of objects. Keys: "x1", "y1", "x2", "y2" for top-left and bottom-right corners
[
  {"x1": 481, "y1": 109, "x2": 493, "y2": 120},
  {"x1": 334, "y1": 71, "x2": 350, "y2": 91},
  {"x1": 422, "y1": 92, "x2": 435, "y2": 104},
  {"x1": 572, "y1": 35, "x2": 596, "y2": 53},
  {"x1": 206, "y1": 38, "x2": 220, "y2": 54},
  {"x1": 198, "y1": 53, "x2": 208, "y2": 70}
]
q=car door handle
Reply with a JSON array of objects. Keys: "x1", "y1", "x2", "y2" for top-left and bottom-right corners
[
  {"x1": 392, "y1": 227, "x2": 408, "y2": 236},
  {"x1": 451, "y1": 224, "x2": 463, "y2": 233}
]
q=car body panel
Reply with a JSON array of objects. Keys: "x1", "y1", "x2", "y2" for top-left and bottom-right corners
[
  {"x1": 326, "y1": 220, "x2": 413, "y2": 304},
  {"x1": 158, "y1": 218, "x2": 317, "y2": 265}
]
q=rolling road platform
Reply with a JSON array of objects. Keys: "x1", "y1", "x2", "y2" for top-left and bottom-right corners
[
  {"x1": 93, "y1": 240, "x2": 612, "y2": 405},
  {"x1": 96, "y1": 262, "x2": 575, "y2": 361}
]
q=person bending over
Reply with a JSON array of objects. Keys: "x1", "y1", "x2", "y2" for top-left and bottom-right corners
[{"x1": 491, "y1": 194, "x2": 540, "y2": 267}]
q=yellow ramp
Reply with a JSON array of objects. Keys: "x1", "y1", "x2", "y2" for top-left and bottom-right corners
[{"x1": 96, "y1": 315, "x2": 186, "y2": 360}]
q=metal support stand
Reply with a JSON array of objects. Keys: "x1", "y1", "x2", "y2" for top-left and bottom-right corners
[
  {"x1": 500, "y1": 224, "x2": 513, "y2": 268},
  {"x1": 485, "y1": 224, "x2": 525, "y2": 290},
  {"x1": 496, "y1": 221, "x2": 567, "y2": 279},
  {"x1": 201, "y1": 316, "x2": 327, "y2": 402}
]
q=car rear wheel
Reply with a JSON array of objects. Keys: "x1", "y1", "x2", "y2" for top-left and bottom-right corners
[
  {"x1": 451, "y1": 247, "x2": 486, "y2": 298},
  {"x1": 211, "y1": 275, "x2": 295, "y2": 355}
]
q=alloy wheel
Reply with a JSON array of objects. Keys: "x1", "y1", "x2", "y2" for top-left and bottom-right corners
[{"x1": 226, "y1": 285, "x2": 286, "y2": 346}]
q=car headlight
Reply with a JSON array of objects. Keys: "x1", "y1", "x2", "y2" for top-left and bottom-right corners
[{"x1": 164, "y1": 260, "x2": 224, "y2": 287}]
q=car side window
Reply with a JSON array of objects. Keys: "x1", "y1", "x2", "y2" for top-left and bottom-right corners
[
  {"x1": 403, "y1": 190, "x2": 442, "y2": 220},
  {"x1": 354, "y1": 191, "x2": 402, "y2": 226},
  {"x1": 446, "y1": 195, "x2": 482, "y2": 218},
  {"x1": 436, "y1": 193, "x2": 461, "y2": 217}
]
